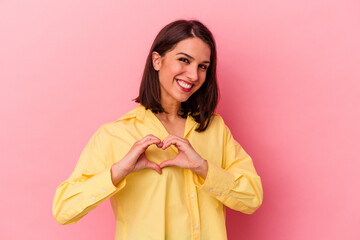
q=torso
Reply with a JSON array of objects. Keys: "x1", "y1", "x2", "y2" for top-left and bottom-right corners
[{"x1": 155, "y1": 115, "x2": 187, "y2": 138}]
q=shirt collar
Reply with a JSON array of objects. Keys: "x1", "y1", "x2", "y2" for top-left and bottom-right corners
[
  {"x1": 119, "y1": 104, "x2": 198, "y2": 137},
  {"x1": 116, "y1": 104, "x2": 198, "y2": 139}
]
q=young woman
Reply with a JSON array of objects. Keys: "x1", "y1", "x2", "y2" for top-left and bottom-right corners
[{"x1": 53, "y1": 19, "x2": 263, "y2": 240}]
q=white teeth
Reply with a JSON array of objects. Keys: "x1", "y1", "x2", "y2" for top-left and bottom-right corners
[{"x1": 177, "y1": 79, "x2": 192, "y2": 89}]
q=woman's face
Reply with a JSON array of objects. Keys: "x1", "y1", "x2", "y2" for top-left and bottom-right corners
[{"x1": 152, "y1": 37, "x2": 211, "y2": 105}]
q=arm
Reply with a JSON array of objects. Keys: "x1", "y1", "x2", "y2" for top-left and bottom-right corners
[
  {"x1": 52, "y1": 126, "x2": 163, "y2": 225},
  {"x1": 52, "y1": 126, "x2": 127, "y2": 225},
  {"x1": 193, "y1": 125, "x2": 263, "y2": 214}
]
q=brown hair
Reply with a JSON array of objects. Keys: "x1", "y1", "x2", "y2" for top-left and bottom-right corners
[{"x1": 133, "y1": 19, "x2": 219, "y2": 132}]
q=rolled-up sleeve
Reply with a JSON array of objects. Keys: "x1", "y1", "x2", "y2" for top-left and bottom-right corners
[
  {"x1": 52, "y1": 125, "x2": 127, "y2": 225},
  {"x1": 193, "y1": 124, "x2": 263, "y2": 214}
]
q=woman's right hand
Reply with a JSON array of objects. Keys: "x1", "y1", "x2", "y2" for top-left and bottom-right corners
[{"x1": 111, "y1": 134, "x2": 163, "y2": 186}]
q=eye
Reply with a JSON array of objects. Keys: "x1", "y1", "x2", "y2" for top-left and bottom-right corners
[
  {"x1": 179, "y1": 58, "x2": 208, "y2": 70},
  {"x1": 178, "y1": 58, "x2": 189, "y2": 63},
  {"x1": 199, "y1": 64, "x2": 208, "y2": 70}
]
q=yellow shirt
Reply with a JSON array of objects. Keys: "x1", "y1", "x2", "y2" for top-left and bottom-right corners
[{"x1": 52, "y1": 104, "x2": 263, "y2": 240}]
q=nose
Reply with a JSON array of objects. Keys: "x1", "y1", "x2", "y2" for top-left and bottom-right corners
[{"x1": 185, "y1": 64, "x2": 198, "y2": 82}]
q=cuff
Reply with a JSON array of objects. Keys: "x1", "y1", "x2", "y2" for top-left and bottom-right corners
[
  {"x1": 192, "y1": 160, "x2": 236, "y2": 197},
  {"x1": 84, "y1": 166, "x2": 127, "y2": 202}
]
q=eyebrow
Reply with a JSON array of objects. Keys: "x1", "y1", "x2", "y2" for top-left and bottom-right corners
[{"x1": 176, "y1": 52, "x2": 210, "y2": 64}]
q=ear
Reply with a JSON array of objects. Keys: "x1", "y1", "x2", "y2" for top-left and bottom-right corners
[{"x1": 152, "y1": 51, "x2": 162, "y2": 71}]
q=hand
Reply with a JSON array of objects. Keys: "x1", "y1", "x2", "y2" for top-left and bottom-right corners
[
  {"x1": 159, "y1": 135, "x2": 208, "y2": 179},
  {"x1": 115, "y1": 134, "x2": 163, "y2": 175}
]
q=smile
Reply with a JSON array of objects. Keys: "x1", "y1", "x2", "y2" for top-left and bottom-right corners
[{"x1": 176, "y1": 79, "x2": 193, "y2": 92}]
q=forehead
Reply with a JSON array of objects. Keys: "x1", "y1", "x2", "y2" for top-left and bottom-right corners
[{"x1": 169, "y1": 38, "x2": 211, "y2": 61}]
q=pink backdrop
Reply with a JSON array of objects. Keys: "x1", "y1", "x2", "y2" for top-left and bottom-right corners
[{"x1": 1, "y1": 1, "x2": 359, "y2": 239}]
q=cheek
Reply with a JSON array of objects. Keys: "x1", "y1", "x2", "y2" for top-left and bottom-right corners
[
  {"x1": 199, "y1": 72, "x2": 207, "y2": 83},
  {"x1": 199, "y1": 74, "x2": 208, "y2": 87},
  {"x1": 160, "y1": 62, "x2": 182, "y2": 79},
  {"x1": 169, "y1": 63, "x2": 183, "y2": 75}
]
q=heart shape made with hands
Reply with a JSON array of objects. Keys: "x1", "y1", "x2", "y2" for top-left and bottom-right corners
[{"x1": 144, "y1": 135, "x2": 207, "y2": 177}]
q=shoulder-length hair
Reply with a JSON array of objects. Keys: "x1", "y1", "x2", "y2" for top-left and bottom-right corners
[{"x1": 133, "y1": 19, "x2": 219, "y2": 132}]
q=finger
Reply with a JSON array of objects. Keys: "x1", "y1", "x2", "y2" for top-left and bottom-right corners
[
  {"x1": 140, "y1": 136, "x2": 162, "y2": 149},
  {"x1": 162, "y1": 134, "x2": 183, "y2": 143},
  {"x1": 161, "y1": 135, "x2": 179, "y2": 149},
  {"x1": 162, "y1": 138, "x2": 185, "y2": 151},
  {"x1": 144, "y1": 134, "x2": 161, "y2": 140},
  {"x1": 156, "y1": 141, "x2": 164, "y2": 148},
  {"x1": 162, "y1": 135, "x2": 188, "y2": 146},
  {"x1": 132, "y1": 139, "x2": 160, "y2": 157},
  {"x1": 139, "y1": 134, "x2": 161, "y2": 144}
]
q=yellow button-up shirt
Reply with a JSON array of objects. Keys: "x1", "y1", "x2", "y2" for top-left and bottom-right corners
[{"x1": 52, "y1": 104, "x2": 263, "y2": 240}]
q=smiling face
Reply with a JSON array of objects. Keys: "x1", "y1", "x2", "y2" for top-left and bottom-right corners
[{"x1": 152, "y1": 37, "x2": 211, "y2": 106}]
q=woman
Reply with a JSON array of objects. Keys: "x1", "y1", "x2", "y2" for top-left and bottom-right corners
[{"x1": 53, "y1": 19, "x2": 263, "y2": 240}]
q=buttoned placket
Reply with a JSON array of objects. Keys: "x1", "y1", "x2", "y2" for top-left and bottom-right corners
[
  {"x1": 184, "y1": 169, "x2": 201, "y2": 239},
  {"x1": 144, "y1": 106, "x2": 201, "y2": 239}
]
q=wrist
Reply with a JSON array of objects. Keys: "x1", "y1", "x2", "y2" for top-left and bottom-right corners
[
  {"x1": 111, "y1": 161, "x2": 131, "y2": 186},
  {"x1": 116, "y1": 160, "x2": 133, "y2": 175},
  {"x1": 194, "y1": 159, "x2": 208, "y2": 179}
]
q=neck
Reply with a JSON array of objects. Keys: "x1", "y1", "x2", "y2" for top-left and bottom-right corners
[{"x1": 157, "y1": 100, "x2": 182, "y2": 122}]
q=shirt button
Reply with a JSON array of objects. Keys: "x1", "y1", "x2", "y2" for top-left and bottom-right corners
[
  {"x1": 209, "y1": 189, "x2": 213, "y2": 192},
  {"x1": 217, "y1": 193, "x2": 221, "y2": 196},
  {"x1": 190, "y1": 194, "x2": 194, "y2": 198},
  {"x1": 91, "y1": 196, "x2": 96, "y2": 201},
  {"x1": 102, "y1": 189, "x2": 106, "y2": 194},
  {"x1": 194, "y1": 225, "x2": 198, "y2": 230}
]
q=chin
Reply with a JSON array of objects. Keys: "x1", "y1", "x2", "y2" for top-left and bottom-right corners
[{"x1": 177, "y1": 95, "x2": 192, "y2": 103}]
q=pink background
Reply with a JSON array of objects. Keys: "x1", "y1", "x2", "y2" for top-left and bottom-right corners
[{"x1": 1, "y1": 1, "x2": 359, "y2": 239}]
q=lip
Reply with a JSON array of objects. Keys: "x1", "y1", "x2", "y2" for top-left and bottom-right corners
[{"x1": 176, "y1": 79, "x2": 193, "y2": 92}]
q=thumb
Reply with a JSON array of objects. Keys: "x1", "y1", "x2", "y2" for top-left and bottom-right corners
[
  {"x1": 146, "y1": 160, "x2": 162, "y2": 174},
  {"x1": 160, "y1": 158, "x2": 178, "y2": 169}
]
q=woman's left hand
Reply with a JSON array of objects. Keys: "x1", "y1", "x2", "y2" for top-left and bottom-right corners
[{"x1": 159, "y1": 135, "x2": 208, "y2": 179}]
